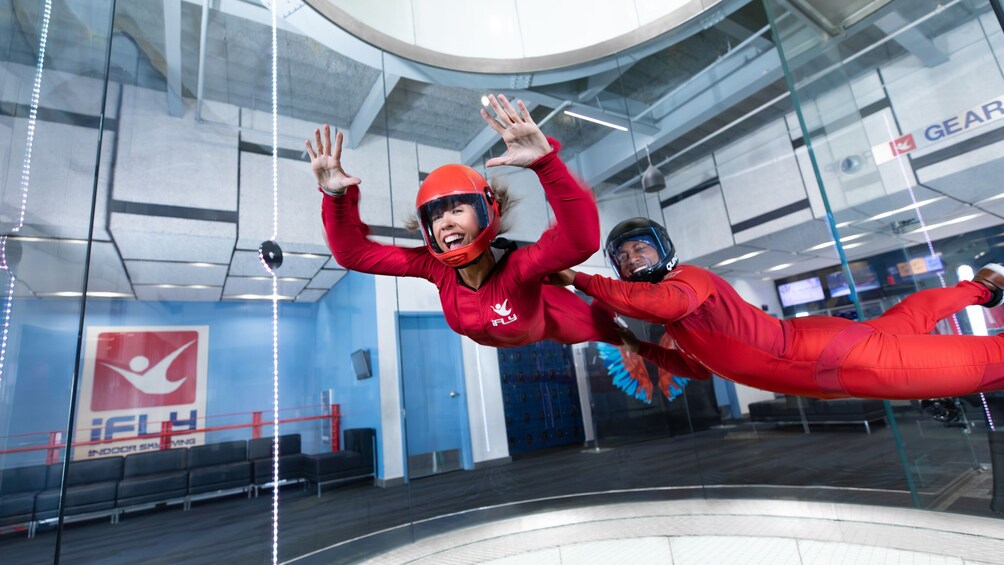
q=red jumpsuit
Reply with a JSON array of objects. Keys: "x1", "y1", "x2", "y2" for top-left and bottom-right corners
[
  {"x1": 573, "y1": 264, "x2": 1004, "y2": 400},
  {"x1": 321, "y1": 147, "x2": 682, "y2": 370}
]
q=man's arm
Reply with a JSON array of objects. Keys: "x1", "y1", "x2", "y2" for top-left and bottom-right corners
[{"x1": 572, "y1": 269, "x2": 712, "y2": 324}]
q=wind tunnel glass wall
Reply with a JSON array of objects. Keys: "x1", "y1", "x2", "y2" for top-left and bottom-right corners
[
  {"x1": 2, "y1": 0, "x2": 1004, "y2": 563},
  {"x1": 0, "y1": 0, "x2": 115, "y2": 558},
  {"x1": 765, "y1": 0, "x2": 1004, "y2": 513}
]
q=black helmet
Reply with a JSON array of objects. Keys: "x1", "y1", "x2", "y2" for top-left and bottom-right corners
[{"x1": 605, "y1": 217, "x2": 678, "y2": 283}]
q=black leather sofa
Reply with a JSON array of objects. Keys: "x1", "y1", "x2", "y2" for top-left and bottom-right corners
[
  {"x1": 116, "y1": 448, "x2": 190, "y2": 510},
  {"x1": 33, "y1": 457, "x2": 123, "y2": 529},
  {"x1": 187, "y1": 440, "x2": 252, "y2": 503},
  {"x1": 302, "y1": 428, "x2": 376, "y2": 496},
  {"x1": 0, "y1": 464, "x2": 48, "y2": 530},
  {"x1": 248, "y1": 434, "x2": 306, "y2": 491},
  {"x1": 748, "y1": 396, "x2": 887, "y2": 433},
  {"x1": 1, "y1": 432, "x2": 378, "y2": 538}
]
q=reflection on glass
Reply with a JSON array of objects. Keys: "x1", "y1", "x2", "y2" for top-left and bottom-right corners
[{"x1": 2, "y1": 0, "x2": 1004, "y2": 563}]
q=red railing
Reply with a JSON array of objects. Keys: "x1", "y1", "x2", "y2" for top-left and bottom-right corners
[{"x1": 0, "y1": 405, "x2": 341, "y2": 462}]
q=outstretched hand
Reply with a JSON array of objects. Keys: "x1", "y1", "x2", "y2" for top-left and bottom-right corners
[
  {"x1": 480, "y1": 94, "x2": 552, "y2": 168},
  {"x1": 305, "y1": 124, "x2": 362, "y2": 195}
]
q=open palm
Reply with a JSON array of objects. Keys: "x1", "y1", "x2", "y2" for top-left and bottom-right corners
[
  {"x1": 305, "y1": 124, "x2": 361, "y2": 194},
  {"x1": 480, "y1": 94, "x2": 552, "y2": 168}
]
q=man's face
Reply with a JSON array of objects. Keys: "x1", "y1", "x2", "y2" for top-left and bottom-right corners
[{"x1": 616, "y1": 240, "x2": 660, "y2": 280}]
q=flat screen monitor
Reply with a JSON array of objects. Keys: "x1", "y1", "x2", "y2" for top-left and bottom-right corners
[
  {"x1": 827, "y1": 261, "x2": 881, "y2": 297},
  {"x1": 777, "y1": 276, "x2": 825, "y2": 308},
  {"x1": 351, "y1": 349, "x2": 372, "y2": 380}
]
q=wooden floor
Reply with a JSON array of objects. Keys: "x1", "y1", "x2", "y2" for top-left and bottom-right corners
[{"x1": 1, "y1": 418, "x2": 999, "y2": 565}]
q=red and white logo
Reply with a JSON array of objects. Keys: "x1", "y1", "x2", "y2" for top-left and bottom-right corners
[
  {"x1": 889, "y1": 134, "x2": 916, "y2": 156},
  {"x1": 91, "y1": 330, "x2": 199, "y2": 410}
]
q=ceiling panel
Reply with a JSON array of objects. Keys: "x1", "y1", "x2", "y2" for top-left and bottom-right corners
[
  {"x1": 295, "y1": 288, "x2": 330, "y2": 303},
  {"x1": 134, "y1": 286, "x2": 223, "y2": 302},
  {"x1": 11, "y1": 240, "x2": 130, "y2": 295},
  {"x1": 223, "y1": 277, "x2": 308, "y2": 297},
  {"x1": 110, "y1": 214, "x2": 236, "y2": 263},
  {"x1": 125, "y1": 260, "x2": 228, "y2": 286},
  {"x1": 228, "y1": 250, "x2": 327, "y2": 279},
  {"x1": 308, "y1": 269, "x2": 347, "y2": 289}
]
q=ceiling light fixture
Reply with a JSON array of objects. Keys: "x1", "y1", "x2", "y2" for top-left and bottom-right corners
[
  {"x1": 859, "y1": 197, "x2": 945, "y2": 224},
  {"x1": 41, "y1": 291, "x2": 134, "y2": 299},
  {"x1": 223, "y1": 294, "x2": 294, "y2": 301},
  {"x1": 641, "y1": 144, "x2": 665, "y2": 193},
  {"x1": 766, "y1": 263, "x2": 793, "y2": 272},
  {"x1": 904, "y1": 213, "x2": 982, "y2": 233},
  {"x1": 563, "y1": 110, "x2": 628, "y2": 132},
  {"x1": 7, "y1": 235, "x2": 88, "y2": 245},
  {"x1": 802, "y1": 233, "x2": 868, "y2": 252},
  {"x1": 712, "y1": 250, "x2": 767, "y2": 268}
]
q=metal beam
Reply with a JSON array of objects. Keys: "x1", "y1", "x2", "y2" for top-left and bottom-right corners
[
  {"x1": 347, "y1": 73, "x2": 401, "y2": 149},
  {"x1": 576, "y1": 47, "x2": 783, "y2": 187},
  {"x1": 874, "y1": 11, "x2": 948, "y2": 67},
  {"x1": 163, "y1": 0, "x2": 184, "y2": 116}
]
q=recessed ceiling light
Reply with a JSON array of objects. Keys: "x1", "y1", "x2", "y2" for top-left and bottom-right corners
[
  {"x1": 857, "y1": 197, "x2": 945, "y2": 224},
  {"x1": 803, "y1": 233, "x2": 867, "y2": 252},
  {"x1": 712, "y1": 250, "x2": 767, "y2": 268},
  {"x1": 905, "y1": 213, "x2": 983, "y2": 233},
  {"x1": 766, "y1": 263, "x2": 793, "y2": 272}
]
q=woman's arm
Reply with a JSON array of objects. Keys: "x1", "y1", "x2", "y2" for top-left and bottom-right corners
[
  {"x1": 309, "y1": 125, "x2": 434, "y2": 278},
  {"x1": 478, "y1": 95, "x2": 599, "y2": 280},
  {"x1": 514, "y1": 148, "x2": 600, "y2": 279},
  {"x1": 322, "y1": 186, "x2": 433, "y2": 278}
]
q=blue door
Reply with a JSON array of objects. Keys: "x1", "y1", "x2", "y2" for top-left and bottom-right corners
[{"x1": 399, "y1": 314, "x2": 469, "y2": 478}]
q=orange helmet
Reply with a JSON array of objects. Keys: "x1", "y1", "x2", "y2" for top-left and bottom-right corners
[{"x1": 416, "y1": 164, "x2": 500, "y2": 267}]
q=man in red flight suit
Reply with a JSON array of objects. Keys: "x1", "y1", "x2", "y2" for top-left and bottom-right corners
[{"x1": 554, "y1": 217, "x2": 1004, "y2": 401}]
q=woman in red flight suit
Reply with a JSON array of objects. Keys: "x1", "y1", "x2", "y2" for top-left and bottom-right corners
[
  {"x1": 305, "y1": 94, "x2": 682, "y2": 401},
  {"x1": 555, "y1": 217, "x2": 1004, "y2": 400}
]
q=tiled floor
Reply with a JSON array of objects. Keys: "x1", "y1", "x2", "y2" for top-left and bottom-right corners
[{"x1": 357, "y1": 499, "x2": 1004, "y2": 565}]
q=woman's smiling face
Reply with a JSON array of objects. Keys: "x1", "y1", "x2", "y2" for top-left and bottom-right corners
[{"x1": 432, "y1": 201, "x2": 482, "y2": 252}]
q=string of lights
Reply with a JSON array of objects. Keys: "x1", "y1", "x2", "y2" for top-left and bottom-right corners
[
  {"x1": 268, "y1": 2, "x2": 282, "y2": 564},
  {"x1": 0, "y1": 0, "x2": 52, "y2": 387}
]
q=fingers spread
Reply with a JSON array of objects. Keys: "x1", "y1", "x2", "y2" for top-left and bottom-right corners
[
  {"x1": 517, "y1": 100, "x2": 534, "y2": 124},
  {"x1": 480, "y1": 108, "x2": 506, "y2": 134},
  {"x1": 498, "y1": 94, "x2": 520, "y2": 123},
  {"x1": 487, "y1": 94, "x2": 512, "y2": 126},
  {"x1": 305, "y1": 139, "x2": 317, "y2": 159},
  {"x1": 321, "y1": 124, "x2": 331, "y2": 155},
  {"x1": 333, "y1": 130, "x2": 343, "y2": 161}
]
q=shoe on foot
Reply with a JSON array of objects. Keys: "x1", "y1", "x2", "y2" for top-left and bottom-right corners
[
  {"x1": 973, "y1": 263, "x2": 1004, "y2": 308},
  {"x1": 921, "y1": 398, "x2": 962, "y2": 426}
]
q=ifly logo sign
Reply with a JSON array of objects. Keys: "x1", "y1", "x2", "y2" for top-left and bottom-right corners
[
  {"x1": 889, "y1": 134, "x2": 916, "y2": 156},
  {"x1": 76, "y1": 326, "x2": 209, "y2": 461},
  {"x1": 873, "y1": 95, "x2": 1004, "y2": 164},
  {"x1": 92, "y1": 330, "x2": 199, "y2": 410}
]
